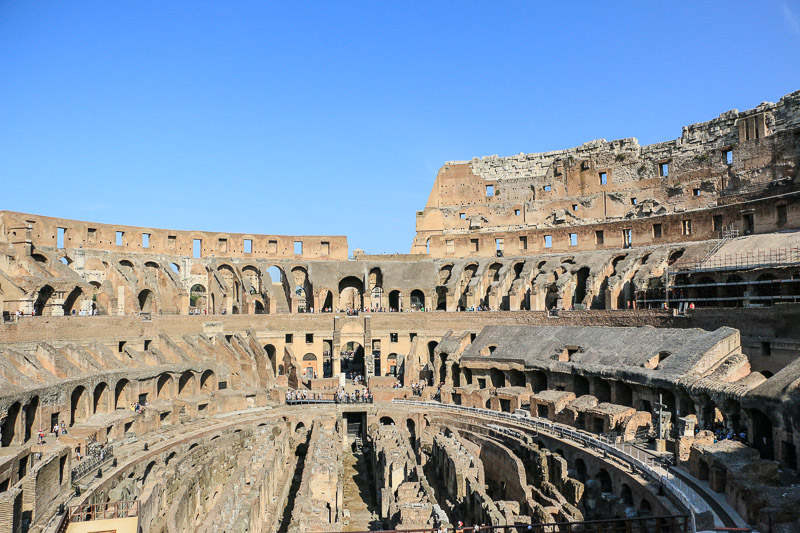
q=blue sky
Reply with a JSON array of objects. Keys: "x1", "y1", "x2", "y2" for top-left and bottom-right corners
[{"x1": 1, "y1": 1, "x2": 799, "y2": 254}]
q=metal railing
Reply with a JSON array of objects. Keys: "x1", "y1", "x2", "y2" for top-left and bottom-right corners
[
  {"x1": 672, "y1": 246, "x2": 800, "y2": 274},
  {"x1": 394, "y1": 401, "x2": 710, "y2": 530},
  {"x1": 70, "y1": 445, "x2": 114, "y2": 483},
  {"x1": 67, "y1": 500, "x2": 139, "y2": 522},
  {"x1": 315, "y1": 515, "x2": 691, "y2": 532}
]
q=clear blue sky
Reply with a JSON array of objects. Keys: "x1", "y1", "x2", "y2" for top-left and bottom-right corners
[{"x1": 1, "y1": 2, "x2": 799, "y2": 254}]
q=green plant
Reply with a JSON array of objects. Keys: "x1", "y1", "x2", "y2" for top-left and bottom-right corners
[
  {"x1": 615, "y1": 153, "x2": 626, "y2": 162},
  {"x1": 638, "y1": 165, "x2": 647, "y2": 175},
  {"x1": 694, "y1": 153, "x2": 708, "y2": 162}
]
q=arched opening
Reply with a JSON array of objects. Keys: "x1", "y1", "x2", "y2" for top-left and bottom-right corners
[
  {"x1": 574, "y1": 375, "x2": 590, "y2": 397},
  {"x1": 531, "y1": 370, "x2": 548, "y2": 393},
  {"x1": 380, "y1": 416, "x2": 395, "y2": 426},
  {"x1": 34, "y1": 285, "x2": 54, "y2": 315},
  {"x1": 115, "y1": 379, "x2": 130, "y2": 409},
  {"x1": 438, "y1": 353, "x2": 448, "y2": 385},
  {"x1": 295, "y1": 422, "x2": 306, "y2": 432},
  {"x1": 157, "y1": 374, "x2": 173, "y2": 399},
  {"x1": 387, "y1": 354, "x2": 398, "y2": 376},
  {"x1": 751, "y1": 409, "x2": 774, "y2": 460},
  {"x1": 24, "y1": 397, "x2": 39, "y2": 442},
  {"x1": 1, "y1": 402, "x2": 20, "y2": 446},
  {"x1": 616, "y1": 382, "x2": 633, "y2": 407},
  {"x1": 178, "y1": 371, "x2": 195, "y2": 397},
  {"x1": 427, "y1": 341, "x2": 438, "y2": 368},
  {"x1": 410, "y1": 289, "x2": 425, "y2": 310},
  {"x1": 508, "y1": 370, "x2": 525, "y2": 387},
  {"x1": 302, "y1": 353, "x2": 317, "y2": 380},
  {"x1": 70, "y1": 386, "x2": 89, "y2": 426},
  {"x1": 696, "y1": 276, "x2": 717, "y2": 306},
  {"x1": 725, "y1": 275, "x2": 745, "y2": 307},
  {"x1": 341, "y1": 342, "x2": 365, "y2": 378},
  {"x1": 756, "y1": 273, "x2": 780, "y2": 305},
  {"x1": 435, "y1": 286, "x2": 447, "y2": 310},
  {"x1": 264, "y1": 344, "x2": 277, "y2": 374},
  {"x1": 406, "y1": 419, "x2": 416, "y2": 448},
  {"x1": 319, "y1": 289, "x2": 333, "y2": 312},
  {"x1": 389, "y1": 290, "x2": 401, "y2": 311},
  {"x1": 141, "y1": 461, "x2": 156, "y2": 487},
  {"x1": 254, "y1": 300, "x2": 265, "y2": 313},
  {"x1": 137, "y1": 289, "x2": 154, "y2": 313},
  {"x1": 574, "y1": 458, "x2": 587, "y2": 483},
  {"x1": 339, "y1": 276, "x2": 364, "y2": 310},
  {"x1": 489, "y1": 368, "x2": 505, "y2": 388},
  {"x1": 93, "y1": 382, "x2": 110, "y2": 414},
  {"x1": 190, "y1": 284, "x2": 207, "y2": 313},
  {"x1": 596, "y1": 469, "x2": 613, "y2": 493},
  {"x1": 594, "y1": 378, "x2": 611, "y2": 403},
  {"x1": 573, "y1": 267, "x2": 590, "y2": 305},
  {"x1": 200, "y1": 370, "x2": 215, "y2": 393},
  {"x1": 545, "y1": 283, "x2": 559, "y2": 309},
  {"x1": 639, "y1": 499, "x2": 652, "y2": 515},
  {"x1": 63, "y1": 287, "x2": 83, "y2": 315},
  {"x1": 621, "y1": 484, "x2": 634, "y2": 506}
]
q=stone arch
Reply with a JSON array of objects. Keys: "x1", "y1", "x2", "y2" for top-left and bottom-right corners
[
  {"x1": 190, "y1": 284, "x2": 207, "y2": 312},
  {"x1": 137, "y1": 289, "x2": 155, "y2": 313},
  {"x1": 388, "y1": 289, "x2": 402, "y2": 311},
  {"x1": 1, "y1": 402, "x2": 21, "y2": 446},
  {"x1": 93, "y1": 382, "x2": 111, "y2": 414},
  {"x1": 295, "y1": 422, "x2": 306, "y2": 432},
  {"x1": 200, "y1": 370, "x2": 215, "y2": 393},
  {"x1": 410, "y1": 289, "x2": 425, "y2": 310},
  {"x1": 338, "y1": 276, "x2": 363, "y2": 310},
  {"x1": 574, "y1": 458, "x2": 587, "y2": 483},
  {"x1": 178, "y1": 371, "x2": 196, "y2": 397},
  {"x1": 302, "y1": 353, "x2": 317, "y2": 379},
  {"x1": 157, "y1": 373, "x2": 174, "y2": 399},
  {"x1": 63, "y1": 286, "x2": 83, "y2": 315},
  {"x1": 750, "y1": 408, "x2": 775, "y2": 460},
  {"x1": 531, "y1": 370, "x2": 548, "y2": 393},
  {"x1": 387, "y1": 353, "x2": 398, "y2": 376},
  {"x1": 489, "y1": 368, "x2": 505, "y2": 388},
  {"x1": 596, "y1": 468, "x2": 612, "y2": 493},
  {"x1": 508, "y1": 369, "x2": 525, "y2": 387},
  {"x1": 318, "y1": 288, "x2": 334, "y2": 311},
  {"x1": 33, "y1": 285, "x2": 54, "y2": 315},
  {"x1": 380, "y1": 416, "x2": 395, "y2": 426},
  {"x1": 438, "y1": 264, "x2": 453, "y2": 285},
  {"x1": 115, "y1": 379, "x2": 131, "y2": 409},
  {"x1": 621, "y1": 483, "x2": 633, "y2": 505},
  {"x1": 24, "y1": 396, "x2": 39, "y2": 442},
  {"x1": 574, "y1": 375, "x2": 590, "y2": 396},
  {"x1": 70, "y1": 386, "x2": 89, "y2": 426},
  {"x1": 573, "y1": 267, "x2": 590, "y2": 305},
  {"x1": 264, "y1": 344, "x2": 277, "y2": 374}
]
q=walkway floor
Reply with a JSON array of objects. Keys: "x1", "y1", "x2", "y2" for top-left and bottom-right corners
[{"x1": 342, "y1": 445, "x2": 381, "y2": 531}]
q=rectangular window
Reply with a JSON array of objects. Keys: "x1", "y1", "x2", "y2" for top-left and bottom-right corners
[
  {"x1": 446, "y1": 239, "x2": 455, "y2": 253},
  {"x1": 306, "y1": 333, "x2": 313, "y2": 343},
  {"x1": 622, "y1": 229, "x2": 632, "y2": 248},
  {"x1": 693, "y1": 188, "x2": 701, "y2": 197},
  {"x1": 777, "y1": 204, "x2": 788, "y2": 226},
  {"x1": 294, "y1": 241, "x2": 303, "y2": 255},
  {"x1": 743, "y1": 213, "x2": 754, "y2": 235},
  {"x1": 486, "y1": 185, "x2": 494, "y2": 197},
  {"x1": 514, "y1": 209, "x2": 520, "y2": 216},
  {"x1": 285, "y1": 333, "x2": 293, "y2": 343},
  {"x1": 631, "y1": 198, "x2": 638, "y2": 206},
  {"x1": 569, "y1": 233, "x2": 577, "y2": 246},
  {"x1": 216, "y1": 238, "x2": 227, "y2": 252},
  {"x1": 659, "y1": 162, "x2": 669, "y2": 177},
  {"x1": 725, "y1": 150, "x2": 733, "y2": 165},
  {"x1": 762, "y1": 341, "x2": 771, "y2": 356},
  {"x1": 116, "y1": 231, "x2": 124, "y2": 246},
  {"x1": 409, "y1": 332, "x2": 417, "y2": 341},
  {"x1": 193, "y1": 239, "x2": 202, "y2": 258},
  {"x1": 57, "y1": 227, "x2": 65, "y2": 248},
  {"x1": 321, "y1": 241, "x2": 329, "y2": 255},
  {"x1": 459, "y1": 212, "x2": 466, "y2": 219},
  {"x1": 244, "y1": 239, "x2": 252, "y2": 253},
  {"x1": 495, "y1": 238, "x2": 503, "y2": 251},
  {"x1": 599, "y1": 172, "x2": 607, "y2": 185},
  {"x1": 390, "y1": 333, "x2": 398, "y2": 343},
  {"x1": 653, "y1": 223, "x2": 662, "y2": 239},
  {"x1": 595, "y1": 230, "x2": 604, "y2": 245},
  {"x1": 118, "y1": 341, "x2": 126, "y2": 353},
  {"x1": 572, "y1": 204, "x2": 578, "y2": 211},
  {"x1": 168, "y1": 235, "x2": 176, "y2": 249},
  {"x1": 268, "y1": 240, "x2": 278, "y2": 253},
  {"x1": 682, "y1": 220, "x2": 692, "y2": 235},
  {"x1": 544, "y1": 235, "x2": 552, "y2": 248},
  {"x1": 142, "y1": 233, "x2": 150, "y2": 248},
  {"x1": 470, "y1": 238, "x2": 479, "y2": 252},
  {"x1": 87, "y1": 228, "x2": 97, "y2": 244},
  {"x1": 519, "y1": 236, "x2": 528, "y2": 250},
  {"x1": 543, "y1": 185, "x2": 551, "y2": 192}
]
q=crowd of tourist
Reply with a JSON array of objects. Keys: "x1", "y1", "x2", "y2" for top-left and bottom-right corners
[{"x1": 335, "y1": 387, "x2": 373, "y2": 403}]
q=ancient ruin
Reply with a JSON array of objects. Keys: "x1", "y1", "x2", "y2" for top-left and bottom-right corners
[{"x1": 2, "y1": 90, "x2": 800, "y2": 532}]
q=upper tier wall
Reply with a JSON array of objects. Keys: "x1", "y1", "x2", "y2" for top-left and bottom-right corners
[
  {"x1": 0, "y1": 211, "x2": 349, "y2": 260},
  {"x1": 412, "y1": 90, "x2": 800, "y2": 255}
]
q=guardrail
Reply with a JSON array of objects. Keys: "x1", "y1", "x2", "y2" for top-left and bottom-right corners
[
  {"x1": 394, "y1": 400, "x2": 708, "y2": 532},
  {"x1": 71, "y1": 446, "x2": 114, "y2": 483}
]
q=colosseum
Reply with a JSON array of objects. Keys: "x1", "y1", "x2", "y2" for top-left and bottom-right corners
[{"x1": 2, "y1": 90, "x2": 800, "y2": 533}]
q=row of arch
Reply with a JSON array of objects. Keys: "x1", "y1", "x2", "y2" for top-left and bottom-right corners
[{"x1": 0, "y1": 369, "x2": 216, "y2": 448}]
